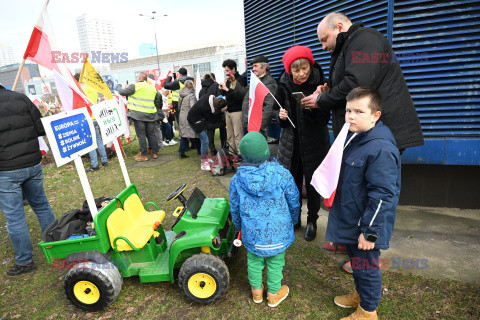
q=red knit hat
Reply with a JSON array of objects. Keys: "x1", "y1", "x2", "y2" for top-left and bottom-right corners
[{"x1": 282, "y1": 45, "x2": 315, "y2": 74}]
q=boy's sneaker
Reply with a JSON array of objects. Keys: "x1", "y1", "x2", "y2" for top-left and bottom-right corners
[
  {"x1": 86, "y1": 166, "x2": 100, "y2": 173},
  {"x1": 251, "y1": 284, "x2": 264, "y2": 303},
  {"x1": 334, "y1": 290, "x2": 360, "y2": 308},
  {"x1": 169, "y1": 139, "x2": 178, "y2": 145},
  {"x1": 343, "y1": 261, "x2": 353, "y2": 274},
  {"x1": 267, "y1": 285, "x2": 289, "y2": 307},
  {"x1": 341, "y1": 306, "x2": 377, "y2": 320},
  {"x1": 6, "y1": 262, "x2": 37, "y2": 276},
  {"x1": 322, "y1": 242, "x2": 346, "y2": 253},
  {"x1": 200, "y1": 162, "x2": 211, "y2": 171}
]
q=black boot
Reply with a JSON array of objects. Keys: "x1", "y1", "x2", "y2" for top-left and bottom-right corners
[{"x1": 304, "y1": 221, "x2": 317, "y2": 241}]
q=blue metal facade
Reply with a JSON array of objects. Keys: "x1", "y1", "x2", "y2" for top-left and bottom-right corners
[{"x1": 243, "y1": 0, "x2": 480, "y2": 165}]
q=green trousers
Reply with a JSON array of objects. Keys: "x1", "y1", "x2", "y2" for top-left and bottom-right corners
[{"x1": 247, "y1": 251, "x2": 286, "y2": 294}]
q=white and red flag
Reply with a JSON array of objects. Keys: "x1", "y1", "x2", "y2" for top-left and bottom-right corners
[
  {"x1": 53, "y1": 70, "x2": 92, "y2": 112},
  {"x1": 247, "y1": 71, "x2": 269, "y2": 132},
  {"x1": 23, "y1": 0, "x2": 88, "y2": 109},
  {"x1": 311, "y1": 123, "x2": 353, "y2": 209}
]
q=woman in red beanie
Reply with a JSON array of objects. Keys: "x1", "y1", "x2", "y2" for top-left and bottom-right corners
[{"x1": 274, "y1": 45, "x2": 331, "y2": 241}]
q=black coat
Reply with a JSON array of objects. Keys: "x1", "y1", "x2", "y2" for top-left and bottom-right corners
[
  {"x1": 316, "y1": 22, "x2": 424, "y2": 150},
  {"x1": 0, "y1": 87, "x2": 45, "y2": 171},
  {"x1": 199, "y1": 79, "x2": 225, "y2": 130},
  {"x1": 274, "y1": 63, "x2": 331, "y2": 177},
  {"x1": 187, "y1": 94, "x2": 216, "y2": 134},
  {"x1": 221, "y1": 71, "x2": 247, "y2": 113}
]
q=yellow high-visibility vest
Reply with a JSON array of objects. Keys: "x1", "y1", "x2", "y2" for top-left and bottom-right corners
[
  {"x1": 127, "y1": 82, "x2": 157, "y2": 113},
  {"x1": 171, "y1": 81, "x2": 185, "y2": 102}
]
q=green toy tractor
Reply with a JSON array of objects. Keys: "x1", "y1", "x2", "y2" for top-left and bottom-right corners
[{"x1": 39, "y1": 184, "x2": 237, "y2": 311}]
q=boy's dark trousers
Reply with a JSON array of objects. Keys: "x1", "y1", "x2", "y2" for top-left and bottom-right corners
[{"x1": 346, "y1": 244, "x2": 382, "y2": 312}]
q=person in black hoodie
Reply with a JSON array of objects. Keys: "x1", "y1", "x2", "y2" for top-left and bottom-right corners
[
  {"x1": 0, "y1": 84, "x2": 55, "y2": 276},
  {"x1": 274, "y1": 46, "x2": 331, "y2": 242},
  {"x1": 199, "y1": 73, "x2": 226, "y2": 155},
  {"x1": 219, "y1": 59, "x2": 247, "y2": 153},
  {"x1": 302, "y1": 12, "x2": 423, "y2": 151}
]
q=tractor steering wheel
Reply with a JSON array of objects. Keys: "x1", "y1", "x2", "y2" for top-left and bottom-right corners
[{"x1": 166, "y1": 183, "x2": 187, "y2": 204}]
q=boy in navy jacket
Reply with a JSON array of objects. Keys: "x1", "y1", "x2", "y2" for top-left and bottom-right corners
[
  {"x1": 326, "y1": 87, "x2": 401, "y2": 320},
  {"x1": 229, "y1": 132, "x2": 300, "y2": 307}
]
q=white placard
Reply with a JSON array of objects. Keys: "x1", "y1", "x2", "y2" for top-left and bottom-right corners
[
  {"x1": 90, "y1": 100, "x2": 125, "y2": 144},
  {"x1": 41, "y1": 108, "x2": 97, "y2": 167}
]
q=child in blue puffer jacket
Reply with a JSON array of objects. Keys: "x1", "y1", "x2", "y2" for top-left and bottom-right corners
[{"x1": 229, "y1": 131, "x2": 300, "y2": 308}]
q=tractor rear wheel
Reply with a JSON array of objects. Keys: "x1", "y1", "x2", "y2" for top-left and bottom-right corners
[
  {"x1": 64, "y1": 261, "x2": 122, "y2": 311},
  {"x1": 178, "y1": 253, "x2": 229, "y2": 304}
]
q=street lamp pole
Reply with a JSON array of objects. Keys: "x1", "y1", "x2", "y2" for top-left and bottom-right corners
[{"x1": 139, "y1": 11, "x2": 167, "y2": 75}]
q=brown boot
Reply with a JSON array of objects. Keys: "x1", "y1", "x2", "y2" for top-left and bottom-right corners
[
  {"x1": 134, "y1": 151, "x2": 141, "y2": 160},
  {"x1": 334, "y1": 289, "x2": 361, "y2": 308},
  {"x1": 340, "y1": 305, "x2": 378, "y2": 320},
  {"x1": 148, "y1": 148, "x2": 153, "y2": 155},
  {"x1": 135, "y1": 155, "x2": 149, "y2": 162},
  {"x1": 251, "y1": 284, "x2": 264, "y2": 303},
  {"x1": 267, "y1": 285, "x2": 289, "y2": 307},
  {"x1": 152, "y1": 153, "x2": 158, "y2": 159}
]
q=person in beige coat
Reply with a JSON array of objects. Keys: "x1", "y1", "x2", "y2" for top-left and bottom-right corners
[{"x1": 178, "y1": 80, "x2": 198, "y2": 158}]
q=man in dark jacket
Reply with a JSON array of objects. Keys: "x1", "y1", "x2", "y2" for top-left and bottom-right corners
[
  {"x1": 0, "y1": 84, "x2": 55, "y2": 276},
  {"x1": 164, "y1": 67, "x2": 194, "y2": 126},
  {"x1": 219, "y1": 59, "x2": 247, "y2": 153},
  {"x1": 199, "y1": 73, "x2": 226, "y2": 155},
  {"x1": 241, "y1": 55, "x2": 278, "y2": 138},
  {"x1": 302, "y1": 12, "x2": 424, "y2": 151}
]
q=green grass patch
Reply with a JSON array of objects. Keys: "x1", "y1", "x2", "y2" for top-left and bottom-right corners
[{"x1": 0, "y1": 129, "x2": 479, "y2": 319}]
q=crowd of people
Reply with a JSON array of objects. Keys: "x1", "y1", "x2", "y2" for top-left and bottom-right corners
[{"x1": 0, "y1": 11, "x2": 425, "y2": 320}]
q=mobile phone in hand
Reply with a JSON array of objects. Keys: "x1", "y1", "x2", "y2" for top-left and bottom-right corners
[{"x1": 292, "y1": 92, "x2": 306, "y2": 107}]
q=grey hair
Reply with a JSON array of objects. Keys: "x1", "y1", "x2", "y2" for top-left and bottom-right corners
[
  {"x1": 290, "y1": 58, "x2": 311, "y2": 70},
  {"x1": 325, "y1": 12, "x2": 351, "y2": 29}
]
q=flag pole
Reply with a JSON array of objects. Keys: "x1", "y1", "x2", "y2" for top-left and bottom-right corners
[
  {"x1": 268, "y1": 92, "x2": 296, "y2": 129},
  {"x1": 12, "y1": 59, "x2": 26, "y2": 91}
]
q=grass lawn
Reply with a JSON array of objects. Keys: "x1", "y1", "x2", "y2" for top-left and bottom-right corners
[{"x1": 0, "y1": 129, "x2": 479, "y2": 320}]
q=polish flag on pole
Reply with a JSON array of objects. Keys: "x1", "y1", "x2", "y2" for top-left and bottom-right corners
[
  {"x1": 311, "y1": 123, "x2": 353, "y2": 209},
  {"x1": 248, "y1": 71, "x2": 269, "y2": 132},
  {"x1": 53, "y1": 70, "x2": 93, "y2": 112},
  {"x1": 23, "y1": 0, "x2": 83, "y2": 96}
]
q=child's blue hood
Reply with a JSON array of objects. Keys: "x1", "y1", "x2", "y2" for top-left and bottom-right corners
[{"x1": 235, "y1": 160, "x2": 284, "y2": 196}]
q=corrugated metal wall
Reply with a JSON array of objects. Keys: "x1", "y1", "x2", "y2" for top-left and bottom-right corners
[{"x1": 243, "y1": 0, "x2": 480, "y2": 165}]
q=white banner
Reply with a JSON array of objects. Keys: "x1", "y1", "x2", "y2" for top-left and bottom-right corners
[{"x1": 90, "y1": 100, "x2": 125, "y2": 144}]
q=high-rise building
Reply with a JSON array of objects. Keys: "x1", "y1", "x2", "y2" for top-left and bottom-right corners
[
  {"x1": 76, "y1": 14, "x2": 117, "y2": 55},
  {"x1": 0, "y1": 43, "x2": 15, "y2": 67}
]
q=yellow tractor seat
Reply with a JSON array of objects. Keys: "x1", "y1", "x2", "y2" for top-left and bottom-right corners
[
  {"x1": 124, "y1": 194, "x2": 166, "y2": 227},
  {"x1": 106, "y1": 207, "x2": 154, "y2": 251}
]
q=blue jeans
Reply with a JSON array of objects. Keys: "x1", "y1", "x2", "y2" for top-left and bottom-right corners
[
  {"x1": 179, "y1": 137, "x2": 189, "y2": 155},
  {"x1": 89, "y1": 121, "x2": 108, "y2": 167},
  {"x1": 0, "y1": 163, "x2": 55, "y2": 265},
  {"x1": 346, "y1": 244, "x2": 382, "y2": 312},
  {"x1": 161, "y1": 121, "x2": 173, "y2": 142},
  {"x1": 197, "y1": 131, "x2": 209, "y2": 160}
]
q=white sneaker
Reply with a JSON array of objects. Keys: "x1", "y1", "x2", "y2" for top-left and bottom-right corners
[{"x1": 169, "y1": 139, "x2": 178, "y2": 145}]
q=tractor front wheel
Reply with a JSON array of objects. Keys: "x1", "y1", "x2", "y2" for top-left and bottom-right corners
[
  {"x1": 178, "y1": 254, "x2": 229, "y2": 304},
  {"x1": 64, "y1": 261, "x2": 122, "y2": 311}
]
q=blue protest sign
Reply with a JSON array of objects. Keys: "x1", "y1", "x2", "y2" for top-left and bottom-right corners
[{"x1": 41, "y1": 108, "x2": 98, "y2": 167}]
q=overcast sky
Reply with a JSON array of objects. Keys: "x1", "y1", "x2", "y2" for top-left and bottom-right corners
[{"x1": 0, "y1": 0, "x2": 246, "y2": 63}]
